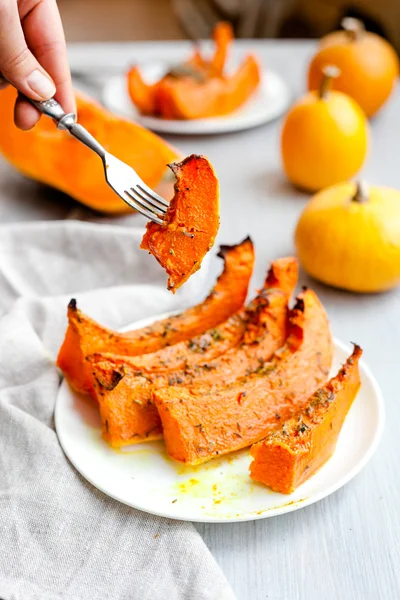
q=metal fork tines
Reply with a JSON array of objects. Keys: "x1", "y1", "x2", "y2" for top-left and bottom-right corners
[
  {"x1": 124, "y1": 183, "x2": 168, "y2": 224},
  {"x1": 19, "y1": 93, "x2": 170, "y2": 224}
]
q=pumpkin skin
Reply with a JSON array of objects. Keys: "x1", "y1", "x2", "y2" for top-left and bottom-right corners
[
  {"x1": 295, "y1": 181, "x2": 400, "y2": 292},
  {"x1": 127, "y1": 22, "x2": 261, "y2": 119},
  {"x1": 141, "y1": 154, "x2": 220, "y2": 291},
  {"x1": 250, "y1": 345, "x2": 362, "y2": 494},
  {"x1": 308, "y1": 20, "x2": 399, "y2": 118},
  {"x1": 281, "y1": 85, "x2": 368, "y2": 192},
  {"x1": 0, "y1": 87, "x2": 179, "y2": 213}
]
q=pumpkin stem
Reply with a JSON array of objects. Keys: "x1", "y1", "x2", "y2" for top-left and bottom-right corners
[
  {"x1": 352, "y1": 181, "x2": 369, "y2": 203},
  {"x1": 319, "y1": 65, "x2": 341, "y2": 99},
  {"x1": 341, "y1": 17, "x2": 365, "y2": 41}
]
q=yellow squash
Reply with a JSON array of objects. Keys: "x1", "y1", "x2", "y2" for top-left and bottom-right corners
[{"x1": 295, "y1": 181, "x2": 400, "y2": 293}]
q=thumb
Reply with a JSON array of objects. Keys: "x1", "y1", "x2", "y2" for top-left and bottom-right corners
[{"x1": 0, "y1": 2, "x2": 55, "y2": 101}]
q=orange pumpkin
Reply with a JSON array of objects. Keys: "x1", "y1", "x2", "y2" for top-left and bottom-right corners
[
  {"x1": 0, "y1": 87, "x2": 179, "y2": 213},
  {"x1": 127, "y1": 22, "x2": 261, "y2": 119},
  {"x1": 308, "y1": 18, "x2": 399, "y2": 118},
  {"x1": 282, "y1": 65, "x2": 368, "y2": 192}
]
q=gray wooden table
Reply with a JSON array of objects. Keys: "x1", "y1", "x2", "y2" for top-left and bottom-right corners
[{"x1": 1, "y1": 40, "x2": 399, "y2": 600}]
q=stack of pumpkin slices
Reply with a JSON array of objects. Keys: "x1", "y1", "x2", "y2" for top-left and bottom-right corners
[{"x1": 58, "y1": 244, "x2": 362, "y2": 494}]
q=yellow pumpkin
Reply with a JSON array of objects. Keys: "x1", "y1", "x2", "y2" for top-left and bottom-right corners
[
  {"x1": 295, "y1": 181, "x2": 400, "y2": 293},
  {"x1": 281, "y1": 65, "x2": 368, "y2": 192}
]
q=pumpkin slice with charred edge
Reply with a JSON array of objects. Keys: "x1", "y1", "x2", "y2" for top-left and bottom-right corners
[
  {"x1": 250, "y1": 345, "x2": 362, "y2": 494},
  {"x1": 153, "y1": 289, "x2": 333, "y2": 465},
  {"x1": 127, "y1": 22, "x2": 260, "y2": 120},
  {"x1": 91, "y1": 257, "x2": 298, "y2": 375},
  {"x1": 0, "y1": 87, "x2": 178, "y2": 213},
  {"x1": 57, "y1": 237, "x2": 254, "y2": 395},
  {"x1": 141, "y1": 155, "x2": 220, "y2": 291},
  {"x1": 91, "y1": 259, "x2": 297, "y2": 447}
]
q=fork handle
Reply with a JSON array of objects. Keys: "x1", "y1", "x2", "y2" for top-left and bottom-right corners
[{"x1": 26, "y1": 96, "x2": 106, "y2": 159}]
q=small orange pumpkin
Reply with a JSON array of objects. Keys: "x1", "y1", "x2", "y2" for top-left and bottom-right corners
[
  {"x1": 282, "y1": 65, "x2": 368, "y2": 192},
  {"x1": 308, "y1": 17, "x2": 399, "y2": 118}
]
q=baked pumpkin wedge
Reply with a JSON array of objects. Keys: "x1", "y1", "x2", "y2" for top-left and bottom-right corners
[
  {"x1": 250, "y1": 345, "x2": 362, "y2": 494},
  {"x1": 141, "y1": 155, "x2": 220, "y2": 291},
  {"x1": 0, "y1": 87, "x2": 178, "y2": 213},
  {"x1": 153, "y1": 289, "x2": 333, "y2": 465},
  {"x1": 90, "y1": 257, "x2": 298, "y2": 374},
  {"x1": 57, "y1": 237, "x2": 254, "y2": 395},
  {"x1": 127, "y1": 22, "x2": 261, "y2": 120},
  {"x1": 91, "y1": 259, "x2": 297, "y2": 447}
]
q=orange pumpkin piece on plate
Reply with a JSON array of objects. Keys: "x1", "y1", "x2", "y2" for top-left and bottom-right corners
[
  {"x1": 250, "y1": 345, "x2": 362, "y2": 494},
  {"x1": 90, "y1": 258, "x2": 298, "y2": 447},
  {"x1": 0, "y1": 87, "x2": 178, "y2": 213},
  {"x1": 57, "y1": 237, "x2": 255, "y2": 395},
  {"x1": 141, "y1": 154, "x2": 220, "y2": 291},
  {"x1": 127, "y1": 22, "x2": 261, "y2": 120},
  {"x1": 153, "y1": 289, "x2": 334, "y2": 465}
]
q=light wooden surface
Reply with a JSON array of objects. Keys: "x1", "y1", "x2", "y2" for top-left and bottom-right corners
[{"x1": 1, "y1": 40, "x2": 399, "y2": 600}]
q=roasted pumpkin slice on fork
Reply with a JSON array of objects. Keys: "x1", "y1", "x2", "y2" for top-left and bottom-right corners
[
  {"x1": 127, "y1": 22, "x2": 261, "y2": 120},
  {"x1": 57, "y1": 237, "x2": 255, "y2": 395},
  {"x1": 90, "y1": 258, "x2": 298, "y2": 447},
  {"x1": 153, "y1": 289, "x2": 334, "y2": 465},
  {"x1": 250, "y1": 345, "x2": 362, "y2": 494},
  {"x1": 141, "y1": 155, "x2": 220, "y2": 291}
]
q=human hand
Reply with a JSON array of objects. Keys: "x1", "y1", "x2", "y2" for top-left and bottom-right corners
[{"x1": 0, "y1": 0, "x2": 76, "y2": 130}]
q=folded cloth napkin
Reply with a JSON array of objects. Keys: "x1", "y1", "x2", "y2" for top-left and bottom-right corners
[{"x1": 0, "y1": 221, "x2": 236, "y2": 600}]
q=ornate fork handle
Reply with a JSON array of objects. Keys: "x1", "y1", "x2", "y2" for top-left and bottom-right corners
[{"x1": 27, "y1": 96, "x2": 106, "y2": 159}]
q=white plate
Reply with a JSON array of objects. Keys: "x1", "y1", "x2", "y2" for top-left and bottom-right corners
[
  {"x1": 55, "y1": 314, "x2": 384, "y2": 523},
  {"x1": 101, "y1": 65, "x2": 290, "y2": 135}
]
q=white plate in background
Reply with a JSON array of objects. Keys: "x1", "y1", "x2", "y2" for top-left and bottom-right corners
[{"x1": 102, "y1": 65, "x2": 290, "y2": 135}]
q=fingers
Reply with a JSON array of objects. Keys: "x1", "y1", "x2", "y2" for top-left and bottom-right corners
[
  {"x1": 0, "y1": 0, "x2": 56, "y2": 101},
  {"x1": 14, "y1": 94, "x2": 41, "y2": 130},
  {"x1": 22, "y1": 0, "x2": 76, "y2": 115}
]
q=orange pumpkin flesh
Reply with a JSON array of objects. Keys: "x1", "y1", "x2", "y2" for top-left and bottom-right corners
[
  {"x1": 250, "y1": 345, "x2": 362, "y2": 494},
  {"x1": 0, "y1": 87, "x2": 179, "y2": 213},
  {"x1": 127, "y1": 22, "x2": 261, "y2": 119},
  {"x1": 57, "y1": 237, "x2": 255, "y2": 395},
  {"x1": 90, "y1": 258, "x2": 298, "y2": 447},
  {"x1": 92, "y1": 259, "x2": 297, "y2": 447},
  {"x1": 153, "y1": 289, "x2": 333, "y2": 465},
  {"x1": 141, "y1": 155, "x2": 219, "y2": 291}
]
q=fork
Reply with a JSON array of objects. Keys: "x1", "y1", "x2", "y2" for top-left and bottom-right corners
[{"x1": 25, "y1": 95, "x2": 169, "y2": 224}]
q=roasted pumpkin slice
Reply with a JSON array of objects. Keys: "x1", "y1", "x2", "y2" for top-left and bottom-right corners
[
  {"x1": 57, "y1": 237, "x2": 254, "y2": 395},
  {"x1": 127, "y1": 22, "x2": 261, "y2": 120},
  {"x1": 141, "y1": 155, "x2": 220, "y2": 291},
  {"x1": 153, "y1": 289, "x2": 333, "y2": 465},
  {"x1": 92, "y1": 258, "x2": 298, "y2": 447},
  {"x1": 91, "y1": 257, "x2": 298, "y2": 374},
  {"x1": 0, "y1": 87, "x2": 178, "y2": 213},
  {"x1": 250, "y1": 345, "x2": 362, "y2": 494}
]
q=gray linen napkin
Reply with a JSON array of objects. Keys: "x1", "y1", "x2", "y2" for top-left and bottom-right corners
[{"x1": 0, "y1": 221, "x2": 236, "y2": 600}]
